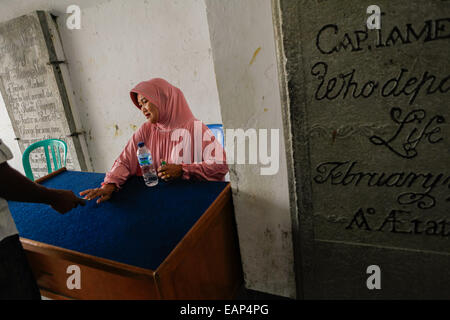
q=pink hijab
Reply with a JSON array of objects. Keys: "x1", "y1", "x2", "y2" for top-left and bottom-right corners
[
  {"x1": 103, "y1": 78, "x2": 228, "y2": 187},
  {"x1": 130, "y1": 78, "x2": 195, "y2": 131}
]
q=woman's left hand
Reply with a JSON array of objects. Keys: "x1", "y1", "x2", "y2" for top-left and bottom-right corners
[{"x1": 157, "y1": 161, "x2": 182, "y2": 181}]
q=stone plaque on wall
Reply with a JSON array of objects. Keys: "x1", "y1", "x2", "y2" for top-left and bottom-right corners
[
  {"x1": 277, "y1": 0, "x2": 449, "y2": 298},
  {"x1": 0, "y1": 11, "x2": 87, "y2": 178}
]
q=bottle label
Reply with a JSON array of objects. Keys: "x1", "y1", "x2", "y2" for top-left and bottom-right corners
[{"x1": 138, "y1": 154, "x2": 152, "y2": 166}]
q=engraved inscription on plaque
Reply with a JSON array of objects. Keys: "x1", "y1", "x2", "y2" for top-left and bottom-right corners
[
  {"x1": 300, "y1": 3, "x2": 449, "y2": 253},
  {"x1": 0, "y1": 12, "x2": 82, "y2": 178}
]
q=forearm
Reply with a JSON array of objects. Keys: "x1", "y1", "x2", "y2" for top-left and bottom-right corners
[
  {"x1": 0, "y1": 162, "x2": 56, "y2": 204},
  {"x1": 103, "y1": 163, "x2": 131, "y2": 189},
  {"x1": 103, "y1": 140, "x2": 140, "y2": 189},
  {"x1": 181, "y1": 162, "x2": 228, "y2": 181}
]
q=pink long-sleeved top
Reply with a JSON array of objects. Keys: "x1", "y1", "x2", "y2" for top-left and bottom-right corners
[{"x1": 103, "y1": 78, "x2": 228, "y2": 188}]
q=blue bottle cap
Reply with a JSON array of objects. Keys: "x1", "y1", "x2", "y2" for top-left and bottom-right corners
[{"x1": 137, "y1": 142, "x2": 145, "y2": 148}]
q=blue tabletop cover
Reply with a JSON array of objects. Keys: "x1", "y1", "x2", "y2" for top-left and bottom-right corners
[{"x1": 8, "y1": 171, "x2": 228, "y2": 270}]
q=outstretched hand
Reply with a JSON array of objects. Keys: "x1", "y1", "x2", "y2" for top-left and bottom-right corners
[
  {"x1": 79, "y1": 183, "x2": 117, "y2": 204},
  {"x1": 48, "y1": 189, "x2": 86, "y2": 214}
]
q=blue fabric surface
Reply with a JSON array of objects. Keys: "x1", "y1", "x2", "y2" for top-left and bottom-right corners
[{"x1": 8, "y1": 171, "x2": 228, "y2": 270}]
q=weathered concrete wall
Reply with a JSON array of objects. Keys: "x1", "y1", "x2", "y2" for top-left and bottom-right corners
[
  {"x1": 0, "y1": 0, "x2": 222, "y2": 173},
  {"x1": 278, "y1": 0, "x2": 450, "y2": 298},
  {"x1": 205, "y1": 0, "x2": 296, "y2": 298}
]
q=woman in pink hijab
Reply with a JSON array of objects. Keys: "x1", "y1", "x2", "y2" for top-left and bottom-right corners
[{"x1": 80, "y1": 78, "x2": 228, "y2": 203}]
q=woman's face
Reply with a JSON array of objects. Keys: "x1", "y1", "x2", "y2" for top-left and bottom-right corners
[{"x1": 137, "y1": 93, "x2": 159, "y2": 124}]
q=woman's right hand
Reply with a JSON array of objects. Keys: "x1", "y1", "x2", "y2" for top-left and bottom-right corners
[{"x1": 79, "y1": 183, "x2": 117, "y2": 204}]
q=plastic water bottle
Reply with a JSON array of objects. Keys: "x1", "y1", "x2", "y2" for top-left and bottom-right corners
[{"x1": 137, "y1": 142, "x2": 158, "y2": 187}]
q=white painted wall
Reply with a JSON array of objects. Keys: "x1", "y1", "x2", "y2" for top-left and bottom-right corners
[
  {"x1": 205, "y1": 0, "x2": 296, "y2": 298},
  {"x1": 0, "y1": 0, "x2": 222, "y2": 173}
]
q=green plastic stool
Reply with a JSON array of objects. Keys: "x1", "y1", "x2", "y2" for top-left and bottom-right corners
[{"x1": 22, "y1": 139, "x2": 67, "y2": 181}]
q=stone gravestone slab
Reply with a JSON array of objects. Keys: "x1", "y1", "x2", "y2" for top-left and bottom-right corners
[
  {"x1": 277, "y1": 0, "x2": 449, "y2": 298},
  {"x1": 0, "y1": 11, "x2": 86, "y2": 178}
]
